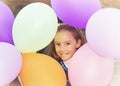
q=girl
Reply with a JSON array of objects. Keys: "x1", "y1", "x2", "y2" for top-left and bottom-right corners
[{"x1": 47, "y1": 23, "x2": 87, "y2": 86}]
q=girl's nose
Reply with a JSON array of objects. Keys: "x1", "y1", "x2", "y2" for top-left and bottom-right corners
[{"x1": 60, "y1": 45, "x2": 66, "y2": 51}]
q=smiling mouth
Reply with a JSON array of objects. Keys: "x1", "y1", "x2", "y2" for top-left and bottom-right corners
[{"x1": 60, "y1": 53, "x2": 69, "y2": 58}]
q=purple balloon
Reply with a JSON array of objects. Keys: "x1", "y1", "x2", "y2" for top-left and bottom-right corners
[
  {"x1": 51, "y1": 0, "x2": 101, "y2": 29},
  {"x1": 0, "y1": 42, "x2": 22, "y2": 86},
  {"x1": 0, "y1": 1, "x2": 14, "y2": 44},
  {"x1": 86, "y1": 8, "x2": 120, "y2": 59}
]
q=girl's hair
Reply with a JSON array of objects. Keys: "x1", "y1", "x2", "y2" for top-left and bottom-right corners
[{"x1": 47, "y1": 23, "x2": 87, "y2": 62}]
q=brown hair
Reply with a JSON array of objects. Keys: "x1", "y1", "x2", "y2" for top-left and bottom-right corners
[{"x1": 47, "y1": 23, "x2": 87, "y2": 62}]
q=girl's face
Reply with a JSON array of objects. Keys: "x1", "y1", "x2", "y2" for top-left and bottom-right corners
[{"x1": 54, "y1": 30, "x2": 81, "y2": 61}]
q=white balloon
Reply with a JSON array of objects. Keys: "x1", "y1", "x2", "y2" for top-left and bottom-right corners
[{"x1": 13, "y1": 2, "x2": 58, "y2": 53}]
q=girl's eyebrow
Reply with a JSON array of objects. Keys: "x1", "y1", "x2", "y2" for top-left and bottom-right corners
[
  {"x1": 54, "y1": 40, "x2": 59, "y2": 43},
  {"x1": 56, "y1": 40, "x2": 72, "y2": 43}
]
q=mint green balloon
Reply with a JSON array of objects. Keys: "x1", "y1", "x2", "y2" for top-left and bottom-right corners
[{"x1": 13, "y1": 2, "x2": 58, "y2": 53}]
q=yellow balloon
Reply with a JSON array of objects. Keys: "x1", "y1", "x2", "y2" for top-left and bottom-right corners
[
  {"x1": 12, "y1": 2, "x2": 58, "y2": 53},
  {"x1": 20, "y1": 53, "x2": 66, "y2": 86}
]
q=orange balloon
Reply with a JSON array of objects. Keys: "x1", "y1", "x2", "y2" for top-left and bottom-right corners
[{"x1": 20, "y1": 53, "x2": 66, "y2": 86}]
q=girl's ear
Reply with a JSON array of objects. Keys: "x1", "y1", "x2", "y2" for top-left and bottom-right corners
[{"x1": 76, "y1": 39, "x2": 81, "y2": 48}]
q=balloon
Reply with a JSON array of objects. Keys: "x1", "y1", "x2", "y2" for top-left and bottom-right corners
[
  {"x1": 51, "y1": 0, "x2": 101, "y2": 29},
  {"x1": 0, "y1": 1, "x2": 14, "y2": 44},
  {"x1": 20, "y1": 53, "x2": 66, "y2": 86},
  {"x1": 68, "y1": 43, "x2": 114, "y2": 86},
  {"x1": 0, "y1": 42, "x2": 22, "y2": 86},
  {"x1": 12, "y1": 2, "x2": 58, "y2": 53},
  {"x1": 109, "y1": 59, "x2": 120, "y2": 86},
  {"x1": 86, "y1": 8, "x2": 120, "y2": 59}
]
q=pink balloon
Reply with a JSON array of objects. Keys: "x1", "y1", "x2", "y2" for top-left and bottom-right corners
[
  {"x1": 51, "y1": 0, "x2": 101, "y2": 29},
  {"x1": 86, "y1": 8, "x2": 120, "y2": 59},
  {"x1": 68, "y1": 43, "x2": 114, "y2": 86},
  {"x1": 0, "y1": 1, "x2": 14, "y2": 44},
  {"x1": 0, "y1": 42, "x2": 22, "y2": 86}
]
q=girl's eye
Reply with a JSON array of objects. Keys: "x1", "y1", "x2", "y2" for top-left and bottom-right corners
[
  {"x1": 55, "y1": 43, "x2": 60, "y2": 46},
  {"x1": 66, "y1": 42, "x2": 70, "y2": 45}
]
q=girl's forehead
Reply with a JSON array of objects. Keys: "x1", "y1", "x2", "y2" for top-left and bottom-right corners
[{"x1": 55, "y1": 30, "x2": 75, "y2": 41}]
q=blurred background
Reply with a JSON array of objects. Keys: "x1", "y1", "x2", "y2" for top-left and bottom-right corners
[
  {"x1": 1, "y1": 0, "x2": 120, "y2": 86},
  {"x1": 2, "y1": 0, "x2": 120, "y2": 16}
]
